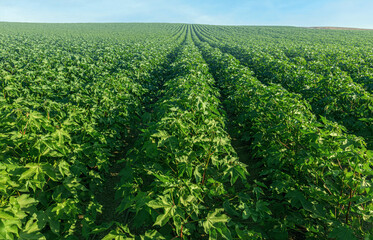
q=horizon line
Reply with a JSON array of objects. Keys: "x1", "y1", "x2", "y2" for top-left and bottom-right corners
[{"x1": 1, "y1": 21, "x2": 373, "y2": 30}]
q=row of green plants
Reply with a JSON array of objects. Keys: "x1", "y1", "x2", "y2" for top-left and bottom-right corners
[
  {"x1": 195, "y1": 24, "x2": 373, "y2": 95},
  {"x1": 215, "y1": 27, "x2": 373, "y2": 94},
  {"x1": 281, "y1": 47, "x2": 373, "y2": 94},
  {"x1": 192, "y1": 26, "x2": 373, "y2": 239},
  {"x1": 194, "y1": 25, "x2": 373, "y2": 150},
  {"x1": 196, "y1": 24, "x2": 373, "y2": 57},
  {"x1": 0, "y1": 23, "x2": 186, "y2": 239},
  {"x1": 106, "y1": 29, "x2": 263, "y2": 239},
  {"x1": 197, "y1": 24, "x2": 373, "y2": 106}
]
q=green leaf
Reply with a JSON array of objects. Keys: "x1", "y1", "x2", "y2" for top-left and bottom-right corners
[
  {"x1": 143, "y1": 141, "x2": 158, "y2": 158},
  {"x1": 23, "y1": 217, "x2": 43, "y2": 235},
  {"x1": 147, "y1": 196, "x2": 173, "y2": 209},
  {"x1": 19, "y1": 164, "x2": 40, "y2": 181},
  {"x1": 102, "y1": 223, "x2": 134, "y2": 240},
  {"x1": 40, "y1": 163, "x2": 58, "y2": 181},
  {"x1": 229, "y1": 165, "x2": 247, "y2": 185},
  {"x1": 17, "y1": 194, "x2": 38, "y2": 210},
  {"x1": 151, "y1": 172, "x2": 172, "y2": 184},
  {"x1": 49, "y1": 219, "x2": 60, "y2": 235},
  {"x1": 193, "y1": 164, "x2": 203, "y2": 183},
  {"x1": 148, "y1": 196, "x2": 174, "y2": 227},
  {"x1": 202, "y1": 209, "x2": 229, "y2": 234},
  {"x1": 153, "y1": 211, "x2": 171, "y2": 227},
  {"x1": 0, "y1": 220, "x2": 14, "y2": 240},
  {"x1": 52, "y1": 128, "x2": 70, "y2": 145},
  {"x1": 216, "y1": 225, "x2": 232, "y2": 240},
  {"x1": 234, "y1": 225, "x2": 263, "y2": 240},
  {"x1": 58, "y1": 161, "x2": 70, "y2": 177},
  {"x1": 255, "y1": 200, "x2": 271, "y2": 215},
  {"x1": 328, "y1": 225, "x2": 357, "y2": 240},
  {"x1": 0, "y1": 211, "x2": 16, "y2": 220},
  {"x1": 46, "y1": 208, "x2": 60, "y2": 235},
  {"x1": 19, "y1": 231, "x2": 46, "y2": 240},
  {"x1": 102, "y1": 231, "x2": 126, "y2": 240},
  {"x1": 286, "y1": 190, "x2": 312, "y2": 211},
  {"x1": 141, "y1": 230, "x2": 165, "y2": 240},
  {"x1": 90, "y1": 222, "x2": 114, "y2": 234},
  {"x1": 0, "y1": 218, "x2": 21, "y2": 239}
]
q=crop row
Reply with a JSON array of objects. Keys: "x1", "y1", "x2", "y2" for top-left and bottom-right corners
[
  {"x1": 197, "y1": 24, "x2": 373, "y2": 100},
  {"x1": 283, "y1": 48, "x2": 373, "y2": 94},
  {"x1": 0, "y1": 24, "x2": 185, "y2": 239},
  {"x1": 107, "y1": 30, "x2": 263, "y2": 239},
  {"x1": 217, "y1": 26, "x2": 373, "y2": 94},
  {"x1": 194, "y1": 25, "x2": 373, "y2": 150},
  {"x1": 192, "y1": 26, "x2": 373, "y2": 239}
]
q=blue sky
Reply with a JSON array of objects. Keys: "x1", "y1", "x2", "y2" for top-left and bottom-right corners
[{"x1": 1, "y1": 0, "x2": 372, "y2": 28}]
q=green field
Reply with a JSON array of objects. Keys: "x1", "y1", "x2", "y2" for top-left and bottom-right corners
[{"x1": 1, "y1": 22, "x2": 372, "y2": 240}]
